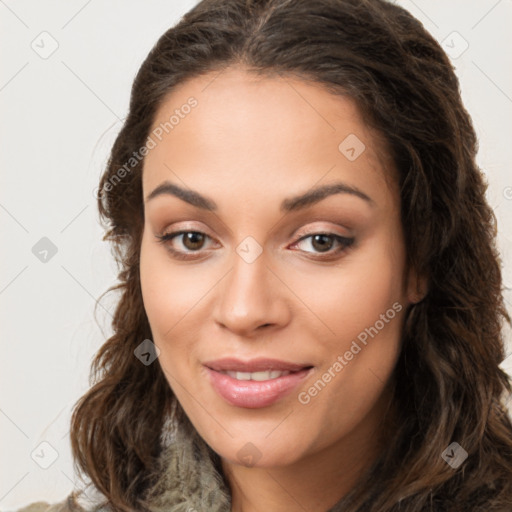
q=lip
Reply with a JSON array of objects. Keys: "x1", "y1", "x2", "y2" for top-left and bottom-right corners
[
  {"x1": 203, "y1": 357, "x2": 312, "y2": 372},
  {"x1": 204, "y1": 363, "x2": 314, "y2": 409}
]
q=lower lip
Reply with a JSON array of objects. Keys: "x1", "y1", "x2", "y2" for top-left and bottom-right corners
[{"x1": 204, "y1": 367, "x2": 313, "y2": 408}]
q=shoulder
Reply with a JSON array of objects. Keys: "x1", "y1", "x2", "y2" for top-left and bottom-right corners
[
  {"x1": 6, "y1": 491, "x2": 112, "y2": 512},
  {"x1": 5, "y1": 499, "x2": 70, "y2": 512}
]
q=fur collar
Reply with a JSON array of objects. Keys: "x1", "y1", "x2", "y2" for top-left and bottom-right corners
[
  {"x1": 140, "y1": 405, "x2": 232, "y2": 512},
  {"x1": 70, "y1": 402, "x2": 232, "y2": 512},
  {"x1": 54, "y1": 403, "x2": 355, "y2": 512}
]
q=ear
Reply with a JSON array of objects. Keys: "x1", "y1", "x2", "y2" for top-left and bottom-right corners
[{"x1": 406, "y1": 266, "x2": 428, "y2": 304}]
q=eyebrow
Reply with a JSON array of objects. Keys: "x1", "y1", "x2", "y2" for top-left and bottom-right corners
[{"x1": 145, "y1": 180, "x2": 374, "y2": 212}]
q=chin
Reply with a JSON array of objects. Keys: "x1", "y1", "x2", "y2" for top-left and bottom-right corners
[{"x1": 206, "y1": 430, "x2": 307, "y2": 469}]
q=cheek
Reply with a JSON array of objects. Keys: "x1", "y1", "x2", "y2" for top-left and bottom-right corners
[
  {"x1": 291, "y1": 232, "x2": 406, "y2": 343},
  {"x1": 140, "y1": 235, "x2": 192, "y2": 354},
  {"x1": 139, "y1": 233, "x2": 208, "y2": 340},
  {"x1": 139, "y1": 235, "x2": 212, "y2": 390},
  {"x1": 290, "y1": 236, "x2": 406, "y2": 436}
]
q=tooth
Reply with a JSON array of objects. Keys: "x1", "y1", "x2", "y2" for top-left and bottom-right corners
[
  {"x1": 251, "y1": 371, "x2": 271, "y2": 381},
  {"x1": 222, "y1": 370, "x2": 292, "y2": 380}
]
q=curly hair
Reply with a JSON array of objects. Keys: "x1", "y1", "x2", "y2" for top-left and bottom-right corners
[{"x1": 69, "y1": 0, "x2": 512, "y2": 510}]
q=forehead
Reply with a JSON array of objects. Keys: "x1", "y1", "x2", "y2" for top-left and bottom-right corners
[{"x1": 142, "y1": 66, "x2": 396, "y2": 208}]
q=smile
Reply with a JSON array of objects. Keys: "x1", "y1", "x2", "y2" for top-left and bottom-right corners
[
  {"x1": 219, "y1": 370, "x2": 291, "y2": 381},
  {"x1": 204, "y1": 363, "x2": 314, "y2": 409}
]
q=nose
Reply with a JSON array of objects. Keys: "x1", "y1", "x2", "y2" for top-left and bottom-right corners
[{"x1": 213, "y1": 247, "x2": 291, "y2": 338}]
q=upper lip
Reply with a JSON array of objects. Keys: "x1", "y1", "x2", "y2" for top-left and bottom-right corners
[{"x1": 204, "y1": 357, "x2": 313, "y2": 372}]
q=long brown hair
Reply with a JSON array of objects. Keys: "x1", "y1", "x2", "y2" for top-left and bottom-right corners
[{"x1": 69, "y1": 0, "x2": 512, "y2": 510}]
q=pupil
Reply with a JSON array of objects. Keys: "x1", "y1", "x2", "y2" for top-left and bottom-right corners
[{"x1": 312, "y1": 234, "x2": 333, "y2": 252}]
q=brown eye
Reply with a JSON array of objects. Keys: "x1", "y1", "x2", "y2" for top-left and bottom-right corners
[
  {"x1": 155, "y1": 230, "x2": 212, "y2": 257},
  {"x1": 181, "y1": 232, "x2": 206, "y2": 251},
  {"x1": 310, "y1": 234, "x2": 335, "y2": 252},
  {"x1": 293, "y1": 233, "x2": 355, "y2": 258}
]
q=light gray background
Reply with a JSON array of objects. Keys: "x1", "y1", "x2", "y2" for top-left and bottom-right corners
[{"x1": 1, "y1": 0, "x2": 511, "y2": 508}]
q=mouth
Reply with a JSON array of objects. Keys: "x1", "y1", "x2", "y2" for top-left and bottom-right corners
[
  {"x1": 216, "y1": 369, "x2": 301, "y2": 381},
  {"x1": 203, "y1": 357, "x2": 314, "y2": 408},
  {"x1": 203, "y1": 357, "x2": 313, "y2": 373}
]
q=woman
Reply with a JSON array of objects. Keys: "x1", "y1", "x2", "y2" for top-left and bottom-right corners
[{"x1": 15, "y1": 0, "x2": 512, "y2": 511}]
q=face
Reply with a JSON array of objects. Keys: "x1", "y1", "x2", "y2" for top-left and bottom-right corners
[{"x1": 139, "y1": 66, "x2": 421, "y2": 469}]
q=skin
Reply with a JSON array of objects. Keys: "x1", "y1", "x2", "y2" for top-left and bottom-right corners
[{"x1": 139, "y1": 66, "x2": 426, "y2": 512}]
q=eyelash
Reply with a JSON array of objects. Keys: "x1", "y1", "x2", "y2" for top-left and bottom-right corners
[{"x1": 155, "y1": 230, "x2": 355, "y2": 261}]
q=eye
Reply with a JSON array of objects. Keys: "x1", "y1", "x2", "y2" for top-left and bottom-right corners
[
  {"x1": 155, "y1": 230, "x2": 354, "y2": 261},
  {"x1": 155, "y1": 230, "x2": 214, "y2": 259},
  {"x1": 292, "y1": 233, "x2": 354, "y2": 257}
]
